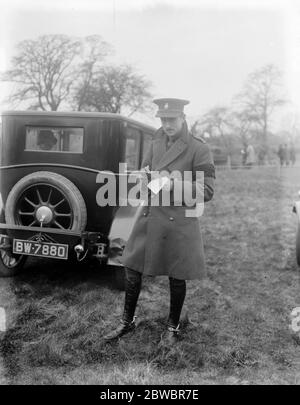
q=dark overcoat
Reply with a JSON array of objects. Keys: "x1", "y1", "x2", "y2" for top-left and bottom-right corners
[{"x1": 121, "y1": 122, "x2": 215, "y2": 280}]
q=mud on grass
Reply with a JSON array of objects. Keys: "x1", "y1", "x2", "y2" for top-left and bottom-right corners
[{"x1": 0, "y1": 167, "x2": 300, "y2": 384}]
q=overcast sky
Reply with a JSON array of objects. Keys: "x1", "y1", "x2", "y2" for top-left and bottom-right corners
[{"x1": 0, "y1": 0, "x2": 300, "y2": 129}]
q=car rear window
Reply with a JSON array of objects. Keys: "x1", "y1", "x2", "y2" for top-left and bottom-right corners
[{"x1": 25, "y1": 126, "x2": 84, "y2": 153}]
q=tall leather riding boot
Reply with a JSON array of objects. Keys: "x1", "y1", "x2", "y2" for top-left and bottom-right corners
[
  {"x1": 165, "y1": 277, "x2": 186, "y2": 343},
  {"x1": 123, "y1": 267, "x2": 142, "y2": 323},
  {"x1": 104, "y1": 267, "x2": 142, "y2": 341}
]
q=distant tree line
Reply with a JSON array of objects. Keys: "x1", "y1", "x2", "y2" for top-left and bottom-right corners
[
  {"x1": 0, "y1": 34, "x2": 153, "y2": 116},
  {"x1": 190, "y1": 64, "x2": 296, "y2": 165},
  {"x1": 1, "y1": 36, "x2": 298, "y2": 165}
]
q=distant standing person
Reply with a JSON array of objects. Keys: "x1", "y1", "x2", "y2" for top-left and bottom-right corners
[
  {"x1": 245, "y1": 143, "x2": 255, "y2": 168},
  {"x1": 257, "y1": 146, "x2": 266, "y2": 166},
  {"x1": 283, "y1": 144, "x2": 289, "y2": 166},
  {"x1": 289, "y1": 143, "x2": 296, "y2": 166},
  {"x1": 241, "y1": 148, "x2": 247, "y2": 166},
  {"x1": 277, "y1": 144, "x2": 284, "y2": 167}
]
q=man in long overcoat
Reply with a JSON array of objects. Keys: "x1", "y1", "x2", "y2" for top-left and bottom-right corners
[{"x1": 105, "y1": 98, "x2": 215, "y2": 343}]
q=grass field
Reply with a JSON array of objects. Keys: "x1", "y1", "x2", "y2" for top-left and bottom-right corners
[{"x1": 0, "y1": 166, "x2": 300, "y2": 385}]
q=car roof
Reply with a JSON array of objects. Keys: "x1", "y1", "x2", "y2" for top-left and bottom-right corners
[{"x1": 1, "y1": 110, "x2": 156, "y2": 133}]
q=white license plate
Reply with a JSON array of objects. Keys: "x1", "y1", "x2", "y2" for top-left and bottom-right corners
[{"x1": 13, "y1": 239, "x2": 68, "y2": 260}]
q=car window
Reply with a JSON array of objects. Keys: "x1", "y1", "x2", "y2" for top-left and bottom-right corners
[
  {"x1": 25, "y1": 126, "x2": 84, "y2": 153},
  {"x1": 124, "y1": 125, "x2": 141, "y2": 170},
  {"x1": 142, "y1": 133, "x2": 152, "y2": 162}
]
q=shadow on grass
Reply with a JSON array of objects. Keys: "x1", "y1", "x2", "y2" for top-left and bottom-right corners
[{"x1": 14, "y1": 256, "x2": 118, "y2": 293}]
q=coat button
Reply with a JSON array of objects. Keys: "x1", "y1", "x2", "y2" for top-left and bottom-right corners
[
  {"x1": 169, "y1": 217, "x2": 174, "y2": 221},
  {"x1": 143, "y1": 212, "x2": 147, "y2": 216}
]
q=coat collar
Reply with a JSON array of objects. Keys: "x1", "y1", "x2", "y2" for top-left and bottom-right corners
[{"x1": 153, "y1": 121, "x2": 190, "y2": 170}]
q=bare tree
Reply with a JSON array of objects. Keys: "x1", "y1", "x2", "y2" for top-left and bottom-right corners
[
  {"x1": 235, "y1": 64, "x2": 286, "y2": 144},
  {"x1": 280, "y1": 110, "x2": 300, "y2": 142},
  {"x1": 192, "y1": 106, "x2": 233, "y2": 151},
  {"x1": 1, "y1": 34, "x2": 111, "y2": 111},
  {"x1": 228, "y1": 109, "x2": 257, "y2": 148},
  {"x1": 2, "y1": 35, "x2": 80, "y2": 110},
  {"x1": 76, "y1": 64, "x2": 153, "y2": 116},
  {"x1": 73, "y1": 35, "x2": 112, "y2": 111},
  {"x1": 1, "y1": 34, "x2": 152, "y2": 116}
]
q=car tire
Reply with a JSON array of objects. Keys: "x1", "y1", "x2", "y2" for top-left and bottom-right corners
[
  {"x1": 2, "y1": 171, "x2": 87, "y2": 277},
  {"x1": 5, "y1": 171, "x2": 87, "y2": 231},
  {"x1": 296, "y1": 222, "x2": 300, "y2": 267},
  {"x1": 0, "y1": 244, "x2": 27, "y2": 277}
]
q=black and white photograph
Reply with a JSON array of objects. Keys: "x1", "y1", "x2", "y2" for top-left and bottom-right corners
[{"x1": 0, "y1": 0, "x2": 300, "y2": 387}]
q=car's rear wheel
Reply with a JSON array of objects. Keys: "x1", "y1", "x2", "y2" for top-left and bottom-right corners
[
  {"x1": 2, "y1": 171, "x2": 87, "y2": 276},
  {"x1": 0, "y1": 242, "x2": 27, "y2": 277}
]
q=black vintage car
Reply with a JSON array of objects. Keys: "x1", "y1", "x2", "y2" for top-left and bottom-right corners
[{"x1": 0, "y1": 111, "x2": 155, "y2": 288}]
